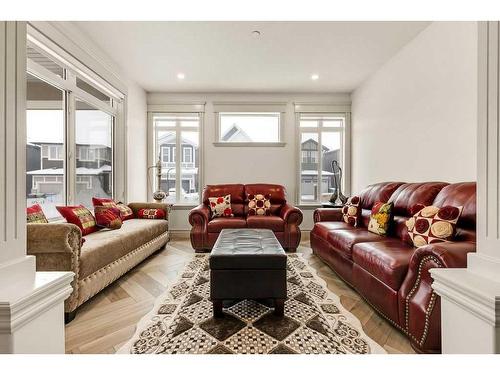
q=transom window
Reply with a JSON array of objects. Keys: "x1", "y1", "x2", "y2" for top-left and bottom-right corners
[
  {"x1": 298, "y1": 113, "x2": 348, "y2": 205},
  {"x1": 217, "y1": 112, "x2": 281, "y2": 144}
]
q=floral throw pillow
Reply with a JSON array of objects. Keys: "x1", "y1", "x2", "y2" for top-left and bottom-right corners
[
  {"x1": 406, "y1": 205, "x2": 463, "y2": 247},
  {"x1": 368, "y1": 202, "x2": 393, "y2": 236},
  {"x1": 208, "y1": 195, "x2": 233, "y2": 218},
  {"x1": 137, "y1": 208, "x2": 166, "y2": 219},
  {"x1": 247, "y1": 193, "x2": 271, "y2": 216},
  {"x1": 342, "y1": 196, "x2": 360, "y2": 227},
  {"x1": 56, "y1": 205, "x2": 99, "y2": 236},
  {"x1": 94, "y1": 206, "x2": 122, "y2": 230},
  {"x1": 26, "y1": 204, "x2": 49, "y2": 223}
]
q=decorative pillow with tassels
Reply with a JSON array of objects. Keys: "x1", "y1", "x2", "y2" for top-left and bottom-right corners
[
  {"x1": 137, "y1": 208, "x2": 166, "y2": 219},
  {"x1": 26, "y1": 203, "x2": 49, "y2": 224},
  {"x1": 94, "y1": 206, "x2": 122, "y2": 230}
]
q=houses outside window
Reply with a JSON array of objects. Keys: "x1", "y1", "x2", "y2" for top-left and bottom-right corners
[
  {"x1": 26, "y1": 37, "x2": 122, "y2": 217},
  {"x1": 297, "y1": 113, "x2": 349, "y2": 205},
  {"x1": 152, "y1": 113, "x2": 201, "y2": 204}
]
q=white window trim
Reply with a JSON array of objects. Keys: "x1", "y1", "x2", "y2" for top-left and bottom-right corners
[
  {"x1": 48, "y1": 145, "x2": 63, "y2": 160},
  {"x1": 295, "y1": 111, "x2": 351, "y2": 206}
]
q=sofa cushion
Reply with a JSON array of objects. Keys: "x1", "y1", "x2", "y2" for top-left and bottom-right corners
[
  {"x1": 208, "y1": 217, "x2": 247, "y2": 233},
  {"x1": 352, "y1": 239, "x2": 415, "y2": 290},
  {"x1": 311, "y1": 222, "x2": 358, "y2": 242},
  {"x1": 79, "y1": 219, "x2": 168, "y2": 280},
  {"x1": 247, "y1": 215, "x2": 285, "y2": 231},
  {"x1": 326, "y1": 229, "x2": 387, "y2": 259}
]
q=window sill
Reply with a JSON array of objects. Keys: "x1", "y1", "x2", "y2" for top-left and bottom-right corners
[
  {"x1": 213, "y1": 142, "x2": 286, "y2": 147},
  {"x1": 296, "y1": 204, "x2": 322, "y2": 209},
  {"x1": 170, "y1": 204, "x2": 199, "y2": 210}
]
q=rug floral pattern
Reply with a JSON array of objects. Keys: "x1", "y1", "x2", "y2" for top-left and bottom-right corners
[{"x1": 118, "y1": 254, "x2": 385, "y2": 354}]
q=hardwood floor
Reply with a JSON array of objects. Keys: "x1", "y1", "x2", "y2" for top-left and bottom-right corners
[{"x1": 65, "y1": 237, "x2": 416, "y2": 354}]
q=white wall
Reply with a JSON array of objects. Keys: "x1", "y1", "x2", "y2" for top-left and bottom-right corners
[
  {"x1": 351, "y1": 22, "x2": 478, "y2": 193},
  {"x1": 126, "y1": 84, "x2": 148, "y2": 202},
  {"x1": 148, "y1": 92, "x2": 351, "y2": 231}
]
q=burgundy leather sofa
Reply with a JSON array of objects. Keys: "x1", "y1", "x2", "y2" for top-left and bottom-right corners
[
  {"x1": 189, "y1": 183, "x2": 303, "y2": 252},
  {"x1": 310, "y1": 181, "x2": 476, "y2": 353}
]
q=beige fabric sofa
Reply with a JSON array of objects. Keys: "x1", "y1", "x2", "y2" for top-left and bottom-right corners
[{"x1": 27, "y1": 202, "x2": 170, "y2": 322}]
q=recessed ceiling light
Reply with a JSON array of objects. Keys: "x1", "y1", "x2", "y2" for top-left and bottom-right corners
[
  {"x1": 251, "y1": 30, "x2": 261, "y2": 38},
  {"x1": 311, "y1": 74, "x2": 319, "y2": 81},
  {"x1": 177, "y1": 73, "x2": 185, "y2": 80}
]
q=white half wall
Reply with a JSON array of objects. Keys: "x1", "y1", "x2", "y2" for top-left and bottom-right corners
[
  {"x1": 148, "y1": 92, "x2": 351, "y2": 231},
  {"x1": 351, "y1": 22, "x2": 478, "y2": 193}
]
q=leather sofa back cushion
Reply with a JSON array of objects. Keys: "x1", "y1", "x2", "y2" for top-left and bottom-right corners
[
  {"x1": 359, "y1": 182, "x2": 404, "y2": 210},
  {"x1": 433, "y1": 182, "x2": 476, "y2": 230},
  {"x1": 388, "y1": 182, "x2": 449, "y2": 217},
  {"x1": 203, "y1": 184, "x2": 245, "y2": 216}
]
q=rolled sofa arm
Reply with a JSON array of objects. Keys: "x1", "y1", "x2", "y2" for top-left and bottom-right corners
[
  {"x1": 128, "y1": 202, "x2": 171, "y2": 220},
  {"x1": 398, "y1": 241, "x2": 476, "y2": 353},
  {"x1": 189, "y1": 204, "x2": 211, "y2": 251},
  {"x1": 280, "y1": 203, "x2": 303, "y2": 225},
  {"x1": 313, "y1": 208, "x2": 343, "y2": 223},
  {"x1": 27, "y1": 223, "x2": 82, "y2": 312}
]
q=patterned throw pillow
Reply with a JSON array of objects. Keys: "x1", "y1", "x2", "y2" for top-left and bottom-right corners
[
  {"x1": 368, "y1": 202, "x2": 393, "y2": 236},
  {"x1": 208, "y1": 195, "x2": 233, "y2": 218},
  {"x1": 406, "y1": 205, "x2": 463, "y2": 247},
  {"x1": 342, "y1": 196, "x2": 360, "y2": 227},
  {"x1": 116, "y1": 202, "x2": 134, "y2": 221},
  {"x1": 92, "y1": 197, "x2": 134, "y2": 221},
  {"x1": 94, "y1": 206, "x2": 122, "y2": 230},
  {"x1": 56, "y1": 205, "x2": 98, "y2": 236},
  {"x1": 26, "y1": 204, "x2": 49, "y2": 223},
  {"x1": 247, "y1": 193, "x2": 271, "y2": 216},
  {"x1": 137, "y1": 208, "x2": 166, "y2": 219}
]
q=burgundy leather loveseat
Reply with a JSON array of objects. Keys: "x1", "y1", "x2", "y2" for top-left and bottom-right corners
[
  {"x1": 189, "y1": 183, "x2": 303, "y2": 252},
  {"x1": 310, "y1": 181, "x2": 476, "y2": 353}
]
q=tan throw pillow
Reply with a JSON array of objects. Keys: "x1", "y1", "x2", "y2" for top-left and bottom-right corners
[
  {"x1": 406, "y1": 205, "x2": 463, "y2": 247},
  {"x1": 368, "y1": 202, "x2": 393, "y2": 236},
  {"x1": 342, "y1": 196, "x2": 361, "y2": 227},
  {"x1": 208, "y1": 194, "x2": 233, "y2": 218}
]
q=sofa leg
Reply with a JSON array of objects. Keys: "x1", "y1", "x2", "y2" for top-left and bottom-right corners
[
  {"x1": 65, "y1": 311, "x2": 77, "y2": 324},
  {"x1": 286, "y1": 247, "x2": 297, "y2": 253}
]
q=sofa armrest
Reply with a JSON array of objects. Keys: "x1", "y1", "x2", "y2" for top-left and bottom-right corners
[
  {"x1": 189, "y1": 204, "x2": 211, "y2": 250},
  {"x1": 189, "y1": 204, "x2": 210, "y2": 226},
  {"x1": 127, "y1": 202, "x2": 172, "y2": 220},
  {"x1": 280, "y1": 203, "x2": 303, "y2": 225},
  {"x1": 313, "y1": 208, "x2": 343, "y2": 223},
  {"x1": 399, "y1": 241, "x2": 476, "y2": 352},
  {"x1": 27, "y1": 223, "x2": 82, "y2": 312}
]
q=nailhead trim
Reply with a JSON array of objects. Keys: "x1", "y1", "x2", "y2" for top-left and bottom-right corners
[
  {"x1": 404, "y1": 255, "x2": 442, "y2": 347},
  {"x1": 76, "y1": 232, "x2": 170, "y2": 306}
]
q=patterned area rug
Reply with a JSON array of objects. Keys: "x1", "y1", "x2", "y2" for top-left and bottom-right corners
[{"x1": 118, "y1": 253, "x2": 385, "y2": 354}]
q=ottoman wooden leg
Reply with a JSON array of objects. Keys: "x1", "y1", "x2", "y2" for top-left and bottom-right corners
[
  {"x1": 274, "y1": 298, "x2": 285, "y2": 316},
  {"x1": 213, "y1": 299, "x2": 224, "y2": 318}
]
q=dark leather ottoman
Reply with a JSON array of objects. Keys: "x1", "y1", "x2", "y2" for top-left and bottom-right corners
[{"x1": 209, "y1": 228, "x2": 287, "y2": 317}]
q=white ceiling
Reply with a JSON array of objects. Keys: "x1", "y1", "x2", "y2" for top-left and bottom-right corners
[{"x1": 73, "y1": 21, "x2": 430, "y2": 93}]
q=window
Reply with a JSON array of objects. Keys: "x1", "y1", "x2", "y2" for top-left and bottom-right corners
[
  {"x1": 152, "y1": 113, "x2": 201, "y2": 204},
  {"x1": 26, "y1": 73, "x2": 65, "y2": 220},
  {"x1": 298, "y1": 113, "x2": 347, "y2": 204},
  {"x1": 75, "y1": 99, "x2": 114, "y2": 208},
  {"x1": 217, "y1": 112, "x2": 281, "y2": 144},
  {"x1": 26, "y1": 38, "x2": 122, "y2": 216}
]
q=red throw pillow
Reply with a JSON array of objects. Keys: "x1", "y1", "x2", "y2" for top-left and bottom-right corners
[
  {"x1": 247, "y1": 193, "x2": 271, "y2": 216},
  {"x1": 208, "y1": 195, "x2": 233, "y2": 218},
  {"x1": 92, "y1": 197, "x2": 134, "y2": 221},
  {"x1": 116, "y1": 202, "x2": 134, "y2": 221},
  {"x1": 56, "y1": 205, "x2": 98, "y2": 236},
  {"x1": 137, "y1": 208, "x2": 166, "y2": 219},
  {"x1": 26, "y1": 204, "x2": 49, "y2": 223},
  {"x1": 94, "y1": 206, "x2": 122, "y2": 230}
]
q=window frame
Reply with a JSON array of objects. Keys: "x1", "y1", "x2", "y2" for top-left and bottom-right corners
[
  {"x1": 149, "y1": 112, "x2": 203, "y2": 206},
  {"x1": 26, "y1": 39, "x2": 122, "y2": 213},
  {"x1": 296, "y1": 112, "x2": 351, "y2": 206}
]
